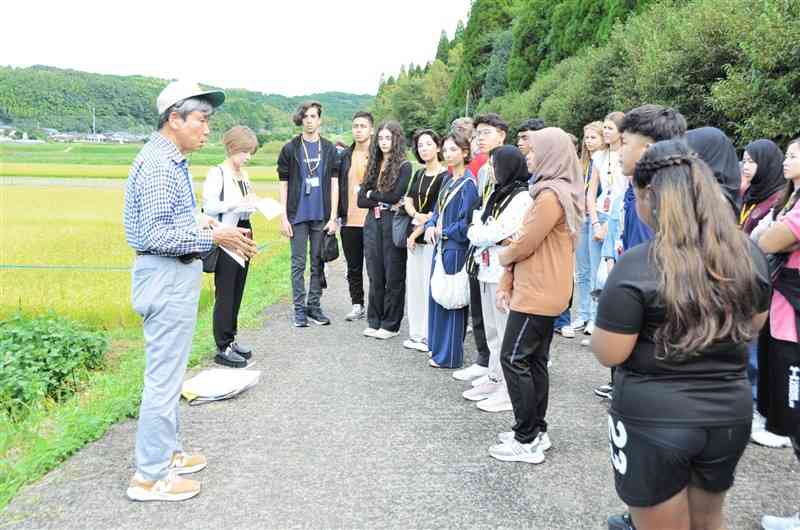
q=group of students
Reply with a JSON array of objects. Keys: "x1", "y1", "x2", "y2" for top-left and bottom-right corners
[{"x1": 270, "y1": 100, "x2": 800, "y2": 530}]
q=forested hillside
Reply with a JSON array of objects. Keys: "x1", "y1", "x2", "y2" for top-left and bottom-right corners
[
  {"x1": 373, "y1": 0, "x2": 800, "y2": 146},
  {"x1": 0, "y1": 66, "x2": 373, "y2": 138}
]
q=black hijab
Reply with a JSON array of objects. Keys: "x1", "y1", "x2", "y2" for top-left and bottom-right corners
[
  {"x1": 481, "y1": 145, "x2": 529, "y2": 222},
  {"x1": 686, "y1": 127, "x2": 741, "y2": 217},
  {"x1": 743, "y1": 139, "x2": 785, "y2": 206}
]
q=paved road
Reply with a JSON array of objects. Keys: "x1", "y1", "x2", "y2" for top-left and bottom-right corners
[{"x1": 2, "y1": 259, "x2": 797, "y2": 529}]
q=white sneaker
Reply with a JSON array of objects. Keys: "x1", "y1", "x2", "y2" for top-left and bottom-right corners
[
  {"x1": 477, "y1": 389, "x2": 513, "y2": 412},
  {"x1": 559, "y1": 325, "x2": 575, "y2": 338},
  {"x1": 547, "y1": 359, "x2": 553, "y2": 368},
  {"x1": 373, "y1": 329, "x2": 400, "y2": 340},
  {"x1": 462, "y1": 380, "x2": 504, "y2": 401},
  {"x1": 497, "y1": 431, "x2": 552, "y2": 451},
  {"x1": 345, "y1": 304, "x2": 365, "y2": 321},
  {"x1": 584, "y1": 321, "x2": 595, "y2": 335},
  {"x1": 762, "y1": 513, "x2": 800, "y2": 530},
  {"x1": 403, "y1": 339, "x2": 429, "y2": 352},
  {"x1": 471, "y1": 374, "x2": 491, "y2": 387},
  {"x1": 452, "y1": 363, "x2": 488, "y2": 382},
  {"x1": 752, "y1": 409, "x2": 766, "y2": 434},
  {"x1": 580, "y1": 338, "x2": 590, "y2": 347},
  {"x1": 571, "y1": 319, "x2": 587, "y2": 332},
  {"x1": 488, "y1": 438, "x2": 545, "y2": 464},
  {"x1": 363, "y1": 327, "x2": 378, "y2": 338},
  {"x1": 751, "y1": 429, "x2": 793, "y2": 448}
]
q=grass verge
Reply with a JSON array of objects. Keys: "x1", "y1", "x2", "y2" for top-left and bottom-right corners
[{"x1": 0, "y1": 244, "x2": 291, "y2": 512}]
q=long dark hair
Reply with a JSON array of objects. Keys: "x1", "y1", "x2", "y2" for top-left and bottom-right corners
[
  {"x1": 772, "y1": 137, "x2": 800, "y2": 220},
  {"x1": 366, "y1": 121, "x2": 407, "y2": 192},
  {"x1": 633, "y1": 140, "x2": 762, "y2": 361}
]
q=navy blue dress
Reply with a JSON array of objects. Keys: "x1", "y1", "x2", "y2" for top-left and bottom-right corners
[{"x1": 426, "y1": 172, "x2": 480, "y2": 368}]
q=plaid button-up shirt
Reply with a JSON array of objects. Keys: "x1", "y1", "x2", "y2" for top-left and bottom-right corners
[{"x1": 123, "y1": 132, "x2": 213, "y2": 256}]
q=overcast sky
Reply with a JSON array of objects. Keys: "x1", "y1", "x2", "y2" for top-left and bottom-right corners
[{"x1": 2, "y1": 0, "x2": 471, "y2": 96}]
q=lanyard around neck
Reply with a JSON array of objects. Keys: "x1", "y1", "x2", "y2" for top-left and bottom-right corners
[{"x1": 301, "y1": 138, "x2": 321, "y2": 177}]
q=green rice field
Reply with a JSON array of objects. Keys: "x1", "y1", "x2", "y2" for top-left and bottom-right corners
[{"x1": 0, "y1": 182, "x2": 285, "y2": 328}]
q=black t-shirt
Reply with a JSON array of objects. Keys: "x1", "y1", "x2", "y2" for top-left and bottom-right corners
[
  {"x1": 596, "y1": 239, "x2": 771, "y2": 427},
  {"x1": 407, "y1": 168, "x2": 447, "y2": 244}
]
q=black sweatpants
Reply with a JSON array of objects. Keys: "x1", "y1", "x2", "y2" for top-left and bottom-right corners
[
  {"x1": 469, "y1": 275, "x2": 491, "y2": 367},
  {"x1": 340, "y1": 226, "x2": 365, "y2": 306},
  {"x1": 363, "y1": 211, "x2": 407, "y2": 332},
  {"x1": 213, "y1": 219, "x2": 251, "y2": 351},
  {"x1": 501, "y1": 310, "x2": 556, "y2": 444}
]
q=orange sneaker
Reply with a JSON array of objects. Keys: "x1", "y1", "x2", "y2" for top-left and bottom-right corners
[
  {"x1": 169, "y1": 451, "x2": 207, "y2": 475},
  {"x1": 126, "y1": 472, "x2": 200, "y2": 502}
]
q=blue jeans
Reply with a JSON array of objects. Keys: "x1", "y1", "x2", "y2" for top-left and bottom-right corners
[
  {"x1": 576, "y1": 217, "x2": 592, "y2": 323},
  {"x1": 747, "y1": 339, "x2": 758, "y2": 401},
  {"x1": 586, "y1": 212, "x2": 608, "y2": 323},
  {"x1": 555, "y1": 309, "x2": 571, "y2": 329},
  {"x1": 132, "y1": 255, "x2": 203, "y2": 480}
]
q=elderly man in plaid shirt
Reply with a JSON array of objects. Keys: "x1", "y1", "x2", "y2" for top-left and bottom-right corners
[{"x1": 123, "y1": 81, "x2": 257, "y2": 502}]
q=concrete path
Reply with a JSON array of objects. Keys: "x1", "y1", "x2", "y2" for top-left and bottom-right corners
[{"x1": 2, "y1": 259, "x2": 797, "y2": 529}]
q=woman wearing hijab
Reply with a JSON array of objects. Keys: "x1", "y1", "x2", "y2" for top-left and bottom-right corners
[
  {"x1": 463, "y1": 146, "x2": 533, "y2": 412},
  {"x1": 738, "y1": 140, "x2": 788, "y2": 448},
  {"x1": 686, "y1": 127, "x2": 742, "y2": 218},
  {"x1": 489, "y1": 128, "x2": 584, "y2": 464},
  {"x1": 741, "y1": 139, "x2": 786, "y2": 235}
]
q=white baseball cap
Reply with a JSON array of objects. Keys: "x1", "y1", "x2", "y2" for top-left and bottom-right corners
[{"x1": 156, "y1": 80, "x2": 225, "y2": 115}]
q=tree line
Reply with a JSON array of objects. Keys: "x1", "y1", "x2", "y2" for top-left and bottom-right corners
[
  {"x1": 372, "y1": 0, "x2": 800, "y2": 147},
  {"x1": 0, "y1": 66, "x2": 374, "y2": 141}
]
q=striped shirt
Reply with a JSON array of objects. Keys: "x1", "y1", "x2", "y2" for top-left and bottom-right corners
[{"x1": 123, "y1": 132, "x2": 213, "y2": 256}]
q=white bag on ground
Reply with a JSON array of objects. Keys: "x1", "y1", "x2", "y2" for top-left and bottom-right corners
[
  {"x1": 181, "y1": 369, "x2": 260, "y2": 405},
  {"x1": 430, "y1": 249, "x2": 470, "y2": 310}
]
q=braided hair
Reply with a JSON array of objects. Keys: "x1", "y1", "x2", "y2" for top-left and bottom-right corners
[{"x1": 633, "y1": 139, "x2": 762, "y2": 361}]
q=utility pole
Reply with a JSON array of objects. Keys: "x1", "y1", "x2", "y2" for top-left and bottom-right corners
[
  {"x1": 92, "y1": 106, "x2": 96, "y2": 135},
  {"x1": 465, "y1": 90, "x2": 470, "y2": 117}
]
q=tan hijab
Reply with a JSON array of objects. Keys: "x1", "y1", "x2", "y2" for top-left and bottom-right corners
[{"x1": 528, "y1": 127, "x2": 585, "y2": 236}]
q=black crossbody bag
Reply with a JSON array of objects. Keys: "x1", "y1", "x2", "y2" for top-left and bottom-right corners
[{"x1": 200, "y1": 167, "x2": 225, "y2": 273}]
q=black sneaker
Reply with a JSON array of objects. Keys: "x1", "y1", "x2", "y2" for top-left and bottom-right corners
[
  {"x1": 306, "y1": 307, "x2": 331, "y2": 325},
  {"x1": 214, "y1": 346, "x2": 247, "y2": 368},
  {"x1": 230, "y1": 341, "x2": 252, "y2": 360},
  {"x1": 294, "y1": 307, "x2": 308, "y2": 328},
  {"x1": 608, "y1": 512, "x2": 635, "y2": 530},
  {"x1": 594, "y1": 383, "x2": 613, "y2": 400}
]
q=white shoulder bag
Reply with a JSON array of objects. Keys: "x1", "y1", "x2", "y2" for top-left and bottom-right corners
[{"x1": 430, "y1": 178, "x2": 470, "y2": 310}]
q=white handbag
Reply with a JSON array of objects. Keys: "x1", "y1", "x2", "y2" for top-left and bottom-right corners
[{"x1": 430, "y1": 248, "x2": 470, "y2": 310}]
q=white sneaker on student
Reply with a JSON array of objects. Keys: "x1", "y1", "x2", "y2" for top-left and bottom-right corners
[
  {"x1": 462, "y1": 380, "x2": 504, "y2": 401},
  {"x1": 471, "y1": 374, "x2": 491, "y2": 387},
  {"x1": 751, "y1": 429, "x2": 793, "y2": 448},
  {"x1": 558, "y1": 325, "x2": 576, "y2": 338},
  {"x1": 452, "y1": 363, "x2": 488, "y2": 382},
  {"x1": 497, "y1": 431, "x2": 552, "y2": 451},
  {"x1": 488, "y1": 438, "x2": 545, "y2": 464},
  {"x1": 363, "y1": 327, "x2": 378, "y2": 338},
  {"x1": 752, "y1": 409, "x2": 766, "y2": 434},
  {"x1": 403, "y1": 339, "x2": 429, "y2": 352},
  {"x1": 584, "y1": 321, "x2": 595, "y2": 335},
  {"x1": 761, "y1": 513, "x2": 800, "y2": 530},
  {"x1": 477, "y1": 389, "x2": 513, "y2": 412},
  {"x1": 373, "y1": 329, "x2": 400, "y2": 340},
  {"x1": 345, "y1": 304, "x2": 365, "y2": 321},
  {"x1": 571, "y1": 319, "x2": 587, "y2": 332}
]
